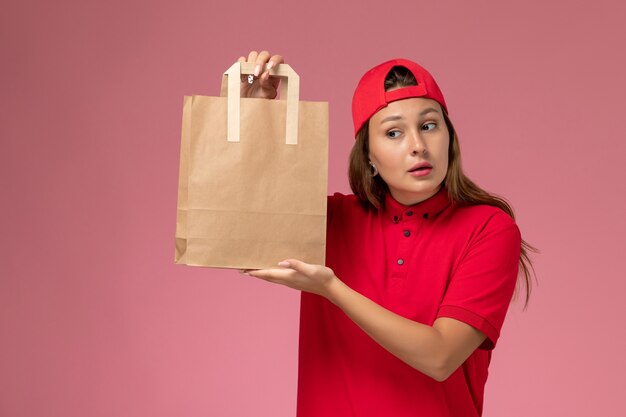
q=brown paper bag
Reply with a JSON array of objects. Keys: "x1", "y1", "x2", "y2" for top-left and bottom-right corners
[{"x1": 175, "y1": 62, "x2": 328, "y2": 269}]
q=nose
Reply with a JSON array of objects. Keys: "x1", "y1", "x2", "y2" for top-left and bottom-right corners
[{"x1": 409, "y1": 129, "x2": 427, "y2": 155}]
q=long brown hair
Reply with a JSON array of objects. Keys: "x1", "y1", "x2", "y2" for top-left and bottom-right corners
[{"x1": 348, "y1": 66, "x2": 536, "y2": 307}]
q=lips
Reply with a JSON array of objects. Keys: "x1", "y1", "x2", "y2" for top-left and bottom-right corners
[
  {"x1": 407, "y1": 162, "x2": 433, "y2": 177},
  {"x1": 408, "y1": 162, "x2": 433, "y2": 173}
]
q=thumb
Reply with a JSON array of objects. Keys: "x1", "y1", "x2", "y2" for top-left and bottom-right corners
[{"x1": 278, "y1": 259, "x2": 314, "y2": 275}]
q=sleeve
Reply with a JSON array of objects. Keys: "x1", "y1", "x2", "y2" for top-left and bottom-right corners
[
  {"x1": 326, "y1": 192, "x2": 345, "y2": 231},
  {"x1": 436, "y1": 210, "x2": 521, "y2": 350}
]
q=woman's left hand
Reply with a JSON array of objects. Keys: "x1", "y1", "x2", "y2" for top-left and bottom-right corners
[{"x1": 245, "y1": 260, "x2": 338, "y2": 299}]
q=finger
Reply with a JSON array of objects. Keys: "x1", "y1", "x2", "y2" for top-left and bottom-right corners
[
  {"x1": 259, "y1": 68, "x2": 278, "y2": 88},
  {"x1": 237, "y1": 56, "x2": 246, "y2": 63},
  {"x1": 269, "y1": 54, "x2": 284, "y2": 66},
  {"x1": 254, "y1": 50, "x2": 271, "y2": 76},
  {"x1": 248, "y1": 268, "x2": 292, "y2": 280},
  {"x1": 260, "y1": 70, "x2": 272, "y2": 82},
  {"x1": 265, "y1": 54, "x2": 284, "y2": 72},
  {"x1": 247, "y1": 50, "x2": 259, "y2": 63},
  {"x1": 259, "y1": 54, "x2": 283, "y2": 80},
  {"x1": 248, "y1": 267, "x2": 281, "y2": 277}
]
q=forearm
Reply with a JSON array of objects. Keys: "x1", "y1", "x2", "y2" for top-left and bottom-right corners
[
  {"x1": 247, "y1": 260, "x2": 485, "y2": 381},
  {"x1": 326, "y1": 277, "x2": 481, "y2": 382}
]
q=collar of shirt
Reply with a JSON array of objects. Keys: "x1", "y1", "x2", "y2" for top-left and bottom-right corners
[{"x1": 384, "y1": 187, "x2": 451, "y2": 224}]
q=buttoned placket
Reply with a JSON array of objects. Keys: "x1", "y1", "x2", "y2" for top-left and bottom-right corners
[{"x1": 389, "y1": 208, "x2": 430, "y2": 287}]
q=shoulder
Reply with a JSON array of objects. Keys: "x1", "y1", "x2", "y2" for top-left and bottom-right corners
[
  {"x1": 450, "y1": 203, "x2": 519, "y2": 235},
  {"x1": 328, "y1": 193, "x2": 359, "y2": 204},
  {"x1": 328, "y1": 192, "x2": 360, "y2": 205},
  {"x1": 448, "y1": 203, "x2": 522, "y2": 261},
  {"x1": 327, "y1": 192, "x2": 365, "y2": 215},
  {"x1": 326, "y1": 192, "x2": 376, "y2": 229},
  {"x1": 437, "y1": 203, "x2": 521, "y2": 259}
]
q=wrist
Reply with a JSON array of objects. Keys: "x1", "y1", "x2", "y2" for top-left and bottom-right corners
[{"x1": 325, "y1": 275, "x2": 347, "y2": 306}]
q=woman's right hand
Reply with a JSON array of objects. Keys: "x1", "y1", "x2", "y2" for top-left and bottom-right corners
[{"x1": 237, "y1": 51, "x2": 284, "y2": 99}]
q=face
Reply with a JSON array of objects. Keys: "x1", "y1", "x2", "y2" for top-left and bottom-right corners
[{"x1": 368, "y1": 97, "x2": 449, "y2": 206}]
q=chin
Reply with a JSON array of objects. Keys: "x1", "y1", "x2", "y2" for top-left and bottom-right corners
[
  {"x1": 407, "y1": 181, "x2": 441, "y2": 195},
  {"x1": 391, "y1": 183, "x2": 441, "y2": 205}
]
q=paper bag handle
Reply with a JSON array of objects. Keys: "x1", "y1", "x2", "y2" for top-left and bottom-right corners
[{"x1": 223, "y1": 62, "x2": 300, "y2": 145}]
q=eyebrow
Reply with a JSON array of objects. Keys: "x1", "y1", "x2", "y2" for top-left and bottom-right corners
[{"x1": 379, "y1": 107, "x2": 440, "y2": 124}]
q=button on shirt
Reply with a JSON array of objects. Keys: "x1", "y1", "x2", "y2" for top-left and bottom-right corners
[{"x1": 298, "y1": 187, "x2": 521, "y2": 417}]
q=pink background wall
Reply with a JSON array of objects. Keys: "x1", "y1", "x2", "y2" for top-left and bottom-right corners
[{"x1": 2, "y1": 0, "x2": 625, "y2": 416}]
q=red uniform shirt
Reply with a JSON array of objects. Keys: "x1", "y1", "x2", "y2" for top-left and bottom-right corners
[{"x1": 297, "y1": 188, "x2": 521, "y2": 417}]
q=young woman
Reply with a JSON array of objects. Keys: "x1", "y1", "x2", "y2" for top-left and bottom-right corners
[{"x1": 239, "y1": 50, "x2": 534, "y2": 417}]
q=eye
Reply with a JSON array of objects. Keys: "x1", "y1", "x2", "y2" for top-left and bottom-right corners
[
  {"x1": 421, "y1": 122, "x2": 437, "y2": 131},
  {"x1": 386, "y1": 130, "x2": 402, "y2": 139}
]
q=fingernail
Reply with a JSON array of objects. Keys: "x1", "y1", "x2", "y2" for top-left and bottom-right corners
[
  {"x1": 266, "y1": 61, "x2": 274, "y2": 71},
  {"x1": 254, "y1": 64, "x2": 260, "y2": 77},
  {"x1": 278, "y1": 261, "x2": 290, "y2": 268}
]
